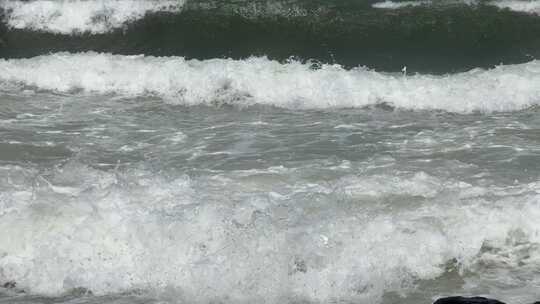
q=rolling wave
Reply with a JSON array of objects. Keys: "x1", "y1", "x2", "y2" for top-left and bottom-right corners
[
  {"x1": 1, "y1": 163, "x2": 540, "y2": 303},
  {"x1": 2, "y1": 0, "x2": 540, "y2": 36},
  {"x1": 0, "y1": 0, "x2": 184, "y2": 34},
  {"x1": 372, "y1": 0, "x2": 540, "y2": 13},
  {"x1": 489, "y1": 0, "x2": 540, "y2": 14},
  {"x1": 2, "y1": 1, "x2": 540, "y2": 72},
  {"x1": 1, "y1": 52, "x2": 539, "y2": 113}
]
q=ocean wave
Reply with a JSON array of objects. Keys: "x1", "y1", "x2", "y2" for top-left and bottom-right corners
[
  {"x1": 1, "y1": 163, "x2": 539, "y2": 303},
  {"x1": 371, "y1": 0, "x2": 540, "y2": 14},
  {"x1": 2, "y1": 2, "x2": 540, "y2": 73},
  {"x1": 489, "y1": 0, "x2": 540, "y2": 14},
  {"x1": 1, "y1": 52, "x2": 539, "y2": 113},
  {"x1": 0, "y1": 0, "x2": 184, "y2": 34},
  {"x1": 2, "y1": 0, "x2": 540, "y2": 36}
]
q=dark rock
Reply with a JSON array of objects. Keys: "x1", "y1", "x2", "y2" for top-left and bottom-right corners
[
  {"x1": 293, "y1": 257, "x2": 307, "y2": 273},
  {"x1": 434, "y1": 297, "x2": 506, "y2": 304},
  {"x1": 2, "y1": 281, "x2": 16, "y2": 289},
  {"x1": 69, "y1": 287, "x2": 93, "y2": 296},
  {"x1": 374, "y1": 102, "x2": 395, "y2": 112}
]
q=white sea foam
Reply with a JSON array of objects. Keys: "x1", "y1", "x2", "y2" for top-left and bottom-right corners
[
  {"x1": 371, "y1": 0, "x2": 540, "y2": 13},
  {"x1": 372, "y1": 0, "x2": 430, "y2": 9},
  {"x1": 1, "y1": 52, "x2": 539, "y2": 113},
  {"x1": 1, "y1": 163, "x2": 540, "y2": 303},
  {"x1": 489, "y1": 0, "x2": 540, "y2": 14},
  {"x1": 0, "y1": 0, "x2": 184, "y2": 34}
]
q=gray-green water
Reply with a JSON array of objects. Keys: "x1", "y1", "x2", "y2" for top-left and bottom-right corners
[
  {"x1": 1, "y1": 1, "x2": 540, "y2": 303},
  {"x1": 1, "y1": 88, "x2": 540, "y2": 304}
]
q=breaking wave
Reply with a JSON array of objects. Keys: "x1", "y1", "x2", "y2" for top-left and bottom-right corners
[
  {"x1": 372, "y1": 0, "x2": 540, "y2": 14},
  {"x1": 0, "y1": 0, "x2": 184, "y2": 34},
  {"x1": 489, "y1": 0, "x2": 540, "y2": 14},
  {"x1": 2, "y1": 1, "x2": 540, "y2": 72},
  {"x1": 0, "y1": 52, "x2": 539, "y2": 113},
  {"x1": 1, "y1": 163, "x2": 540, "y2": 303}
]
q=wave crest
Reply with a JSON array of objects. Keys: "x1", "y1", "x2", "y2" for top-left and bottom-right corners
[
  {"x1": 1, "y1": 52, "x2": 539, "y2": 113},
  {"x1": 1, "y1": 0, "x2": 184, "y2": 34}
]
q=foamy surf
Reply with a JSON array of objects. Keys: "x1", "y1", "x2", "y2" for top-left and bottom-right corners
[
  {"x1": 1, "y1": 162, "x2": 540, "y2": 303},
  {"x1": 1, "y1": 1, "x2": 540, "y2": 303},
  {"x1": 372, "y1": 0, "x2": 431, "y2": 9},
  {"x1": 0, "y1": 0, "x2": 184, "y2": 34},
  {"x1": 371, "y1": 0, "x2": 540, "y2": 14},
  {"x1": 0, "y1": 52, "x2": 539, "y2": 113},
  {"x1": 1, "y1": 82, "x2": 540, "y2": 303},
  {"x1": 489, "y1": 0, "x2": 540, "y2": 14}
]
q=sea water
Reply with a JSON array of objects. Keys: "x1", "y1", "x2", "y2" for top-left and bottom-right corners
[{"x1": 1, "y1": 1, "x2": 540, "y2": 304}]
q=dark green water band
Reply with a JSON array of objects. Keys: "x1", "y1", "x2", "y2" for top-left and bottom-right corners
[{"x1": 2, "y1": 2, "x2": 540, "y2": 74}]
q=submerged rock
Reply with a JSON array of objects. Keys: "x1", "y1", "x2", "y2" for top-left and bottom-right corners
[
  {"x1": 1, "y1": 281, "x2": 25, "y2": 294},
  {"x1": 434, "y1": 297, "x2": 506, "y2": 304},
  {"x1": 69, "y1": 287, "x2": 94, "y2": 296}
]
